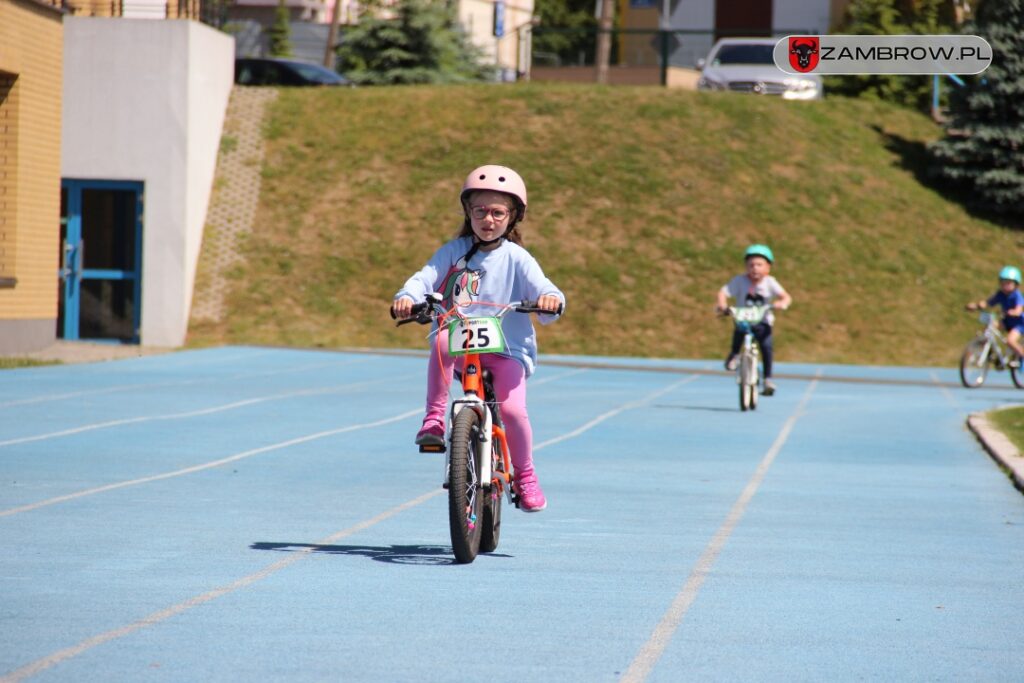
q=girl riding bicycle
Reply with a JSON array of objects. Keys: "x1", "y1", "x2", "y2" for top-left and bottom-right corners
[
  {"x1": 392, "y1": 165, "x2": 565, "y2": 512},
  {"x1": 715, "y1": 244, "x2": 792, "y2": 396},
  {"x1": 965, "y1": 266, "x2": 1024, "y2": 364}
]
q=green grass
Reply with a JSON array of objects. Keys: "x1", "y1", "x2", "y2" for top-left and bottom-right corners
[
  {"x1": 188, "y1": 83, "x2": 1023, "y2": 365},
  {"x1": 987, "y1": 408, "x2": 1024, "y2": 454},
  {"x1": 0, "y1": 357, "x2": 61, "y2": 370}
]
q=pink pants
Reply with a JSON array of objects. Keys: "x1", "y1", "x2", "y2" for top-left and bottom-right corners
[{"x1": 425, "y1": 328, "x2": 535, "y2": 477}]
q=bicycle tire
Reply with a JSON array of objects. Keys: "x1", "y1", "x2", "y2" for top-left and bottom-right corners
[
  {"x1": 739, "y1": 353, "x2": 754, "y2": 411},
  {"x1": 448, "y1": 408, "x2": 483, "y2": 564},
  {"x1": 1012, "y1": 363, "x2": 1024, "y2": 389},
  {"x1": 480, "y1": 465, "x2": 502, "y2": 553},
  {"x1": 959, "y1": 337, "x2": 990, "y2": 388}
]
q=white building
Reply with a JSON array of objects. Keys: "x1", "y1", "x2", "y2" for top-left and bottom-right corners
[{"x1": 62, "y1": 18, "x2": 234, "y2": 347}]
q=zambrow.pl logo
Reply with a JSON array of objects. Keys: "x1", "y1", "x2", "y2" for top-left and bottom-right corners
[
  {"x1": 788, "y1": 37, "x2": 819, "y2": 73},
  {"x1": 773, "y1": 35, "x2": 992, "y2": 75}
]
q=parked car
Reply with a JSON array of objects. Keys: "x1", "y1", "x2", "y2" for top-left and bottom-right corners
[
  {"x1": 696, "y1": 37, "x2": 822, "y2": 100},
  {"x1": 234, "y1": 58, "x2": 352, "y2": 87}
]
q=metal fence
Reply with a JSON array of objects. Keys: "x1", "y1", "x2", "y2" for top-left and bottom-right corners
[
  {"x1": 528, "y1": 27, "x2": 814, "y2": 86},
  {"x1": 36, "y1": 0, "x2": 225, "y2": 25}
]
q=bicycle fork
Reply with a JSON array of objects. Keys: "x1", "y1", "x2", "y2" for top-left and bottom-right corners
[{"x1": 737, "y1": 331, "x2": 760, "y2": 387}]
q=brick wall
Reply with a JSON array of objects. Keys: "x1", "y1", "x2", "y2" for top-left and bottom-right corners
[{"x1": 0, "y1": 0, "x2": 62, "y2": 322}]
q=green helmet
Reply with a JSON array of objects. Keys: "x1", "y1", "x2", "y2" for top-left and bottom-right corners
[
  {"x1": 999, "y1": 266, "x2": 1021, "y2": 283},
  {"x1": 744, "y1": 244, "x2": 774, "y2": 264}
]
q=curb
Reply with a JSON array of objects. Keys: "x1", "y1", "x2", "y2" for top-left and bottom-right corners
[{"x1": 966, "y1": 409, "x2": 1024, "y2": 495}]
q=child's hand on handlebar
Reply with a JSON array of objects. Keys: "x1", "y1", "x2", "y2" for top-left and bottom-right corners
[
  {"x1": 391, "y1": 296, "x2": 416, "y2": 319},
  {"x1": 536, "y1": 294, "x2": 562, "y2": 314}
]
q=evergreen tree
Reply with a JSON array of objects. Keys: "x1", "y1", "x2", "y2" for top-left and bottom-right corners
[
  {"x1": 829, "y1": 0, "x2": 956, "y2": 110},
  {"x1": 532, "y1": 0, "x2": 597, "y2": 67},
  {"x1": 267, "y1": 0, "x2": 293, "y2": 57},
  {"x1": 928, "y1": 0, "x2": 1024, "y2": 219},
  {"x1": 336, "y1": 0, "x2": 488, "y2": 84}
]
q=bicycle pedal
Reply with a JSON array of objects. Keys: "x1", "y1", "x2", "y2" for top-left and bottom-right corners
[{"x1": 419, "y1": 444, "x2": 446, "y2": 454}]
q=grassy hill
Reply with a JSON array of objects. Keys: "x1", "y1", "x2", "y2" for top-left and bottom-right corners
[{"x1": 187, "y1": 83, "x2": 1023, "y2": 366}]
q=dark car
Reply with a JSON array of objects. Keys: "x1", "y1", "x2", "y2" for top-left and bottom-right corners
[{"x1": 234, "y1": 58, "x2": 352, "y2": 87}]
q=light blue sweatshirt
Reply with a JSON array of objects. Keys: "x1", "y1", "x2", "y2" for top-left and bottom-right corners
[{"x1": 395, "y1": 237, "x2": 565, "y2": 377}]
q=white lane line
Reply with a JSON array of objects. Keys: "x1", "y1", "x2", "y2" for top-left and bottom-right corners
[
  {"x1": 930, "y1": 371, "x2": 961, "y2": 409},
  {"x1": 0, "y1": 409, "x2": 422, "y2": 518},
  {"x1": 0, "y1": 372, "x2": 418, "y2": 449},
  {"x1": 0, "y1": 357, "x2": 366, "y2": 408},
  {"x1": 530, "y1": 367, "x2": 588, "y2": 387},
  {"x1": 621, "y1": 374, "x2": 821, "y2": 683},
  {"x1": 0, "y1": 372, "x2": 702, "y2": 680},
  {"x1": 534, "y1": 375, "x2": 699, "y2": 451},
  {"x1": 0, "y1": 489, "x2": 443, "y2": 683}
]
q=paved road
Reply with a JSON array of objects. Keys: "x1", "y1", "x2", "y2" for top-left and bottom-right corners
[{"x1": 1, "y1": 347, "x2": 1021, "y2": 682}]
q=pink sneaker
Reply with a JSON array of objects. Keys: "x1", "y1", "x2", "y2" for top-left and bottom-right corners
[
  {"x1": 515, "y1": 471, "x2": 547, "y2": 512},
  {"x1": 414, "y1": 418, "x2": 444, "y2": 447}
]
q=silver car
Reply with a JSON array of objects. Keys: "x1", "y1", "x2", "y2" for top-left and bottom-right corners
[{"x1": 696, "y1": 37, "x2": 822, "y2": 100}]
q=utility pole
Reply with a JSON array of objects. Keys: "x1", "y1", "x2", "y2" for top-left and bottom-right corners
[
  {"x1": 595, "y1": 0, "x2": 613, "y2": 84},
  {"x1": 323, "y1": 0, "x2": 344, "y2": 68}
]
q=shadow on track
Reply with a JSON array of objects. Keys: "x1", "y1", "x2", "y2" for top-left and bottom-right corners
[
  {"x1": 251, "y1": 542, "x2": 512, "y2": 565},
  {"x1": 654, "y1": 404, "x2": 740, "y2": 413}
]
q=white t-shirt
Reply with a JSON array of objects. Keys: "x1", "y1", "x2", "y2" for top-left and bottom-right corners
[{"x1": 720, "y1": 274, "x2": 787, "y2": 326}]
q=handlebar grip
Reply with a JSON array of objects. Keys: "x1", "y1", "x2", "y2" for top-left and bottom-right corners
[
  {"x1": 392, "y1": 300, "x2": 430, "y2": 324},
  {"x1": 515, "y1": 301, "x2": 564, "y2": 316}
]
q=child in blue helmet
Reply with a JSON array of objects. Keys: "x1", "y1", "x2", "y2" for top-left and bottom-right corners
[
  {"x1": 715, "y1": 244, "x2": 793, "y2": 396},
  {"x1": 966, "y1": 266, "x2": 1024, "y2": 362}
]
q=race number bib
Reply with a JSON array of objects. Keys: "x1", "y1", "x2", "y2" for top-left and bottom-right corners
[
  {"x1": 733, "y1": 306, "x2": 769, "y2": 324},
  {"x1": 448, "y1": 317, "x2": 506, "y2": 356}
]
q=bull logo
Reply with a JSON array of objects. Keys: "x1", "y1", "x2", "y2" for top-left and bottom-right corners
[{"x1": 789, "y1": 36, "x2": 819, "y2": 73}]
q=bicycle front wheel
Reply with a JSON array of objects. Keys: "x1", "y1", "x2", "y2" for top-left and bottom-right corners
[
  {"x1": 959, "y1": 338, "x2": 991, "y2": 388},
  {"x1": 448, "y1": 408, "x2": 484, "y2": 564},
  {"x1": 1012, "y1": 363, "x2": 1024, "y2": 389},
  {"x1": 739, "y1": 354, "x2": 754, "y2": 411}
]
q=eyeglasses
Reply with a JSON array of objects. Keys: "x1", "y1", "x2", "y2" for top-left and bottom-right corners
[{"x1": 469, "y1": 206, "x2": 511, "y2": 221}]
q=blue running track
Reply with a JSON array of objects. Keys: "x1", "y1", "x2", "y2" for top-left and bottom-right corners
[{"x1": 1, "y1": 347, "x2": 1022, "y2": 682}]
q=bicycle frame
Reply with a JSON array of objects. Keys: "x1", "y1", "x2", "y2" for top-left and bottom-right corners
[{"x1": 980, "y1": 314, "x2": 1013, "y2": 366}]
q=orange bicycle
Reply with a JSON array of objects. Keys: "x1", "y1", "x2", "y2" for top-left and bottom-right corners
[{"x1": 394, "y1": 293, "x2": 559, "y2": 564}]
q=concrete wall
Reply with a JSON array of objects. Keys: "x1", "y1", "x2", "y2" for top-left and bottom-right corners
[
  {"x1": 62, "y1": 18, "x2": 233, "y2": 347},
  {"x1": 774, "y1": 0, "x2": 831, "y2": 33},
  {"x1": 0, "y1": 0, "x2": 63, "y2": 354}
]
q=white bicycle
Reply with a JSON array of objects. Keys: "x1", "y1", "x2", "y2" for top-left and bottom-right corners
[
  {"x1": 959, "y1": 310, "x2": 1024, "y2": 389},
  {"x1": 727, "y1": 305, "x2": 771, "y2": 412}
]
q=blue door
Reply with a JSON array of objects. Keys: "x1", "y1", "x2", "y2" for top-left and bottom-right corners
[{"x1": 59, "y1": 180, "x2": 143, "y2": 343}]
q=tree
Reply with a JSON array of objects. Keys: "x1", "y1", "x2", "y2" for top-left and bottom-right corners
[
  {"x1": 267, "y1": 0, "x2": 293, "y2": 57},
  {"x1": 928, "y1": 0, "x2": 1024, "y2": 219},
  {"x1": 336, "y1": 0, "x2": 488, "y2": 85},
  {"x1": 531, "y1": 0, "x2": 597, "y2": 67},
  {"x1": 829, "y1": 0, "x2": 956, "y2": 110}
]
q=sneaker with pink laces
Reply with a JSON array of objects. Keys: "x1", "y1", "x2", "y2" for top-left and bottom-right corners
[
  {"x1": 414, "y1": 418, "x2": 444, "y2": 448},
  {"x1": 515, "y1": 472, "x2": 547, "y2": 512}
]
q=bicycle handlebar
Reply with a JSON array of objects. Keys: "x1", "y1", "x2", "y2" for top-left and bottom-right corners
[{"x1": 391, "y1": 297, "x2": 563, "y2": 326}]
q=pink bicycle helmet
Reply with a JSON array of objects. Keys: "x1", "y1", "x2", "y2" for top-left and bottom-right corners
[{"x1": 460, "y1": 165, "x2": 528, "y2": 220}]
